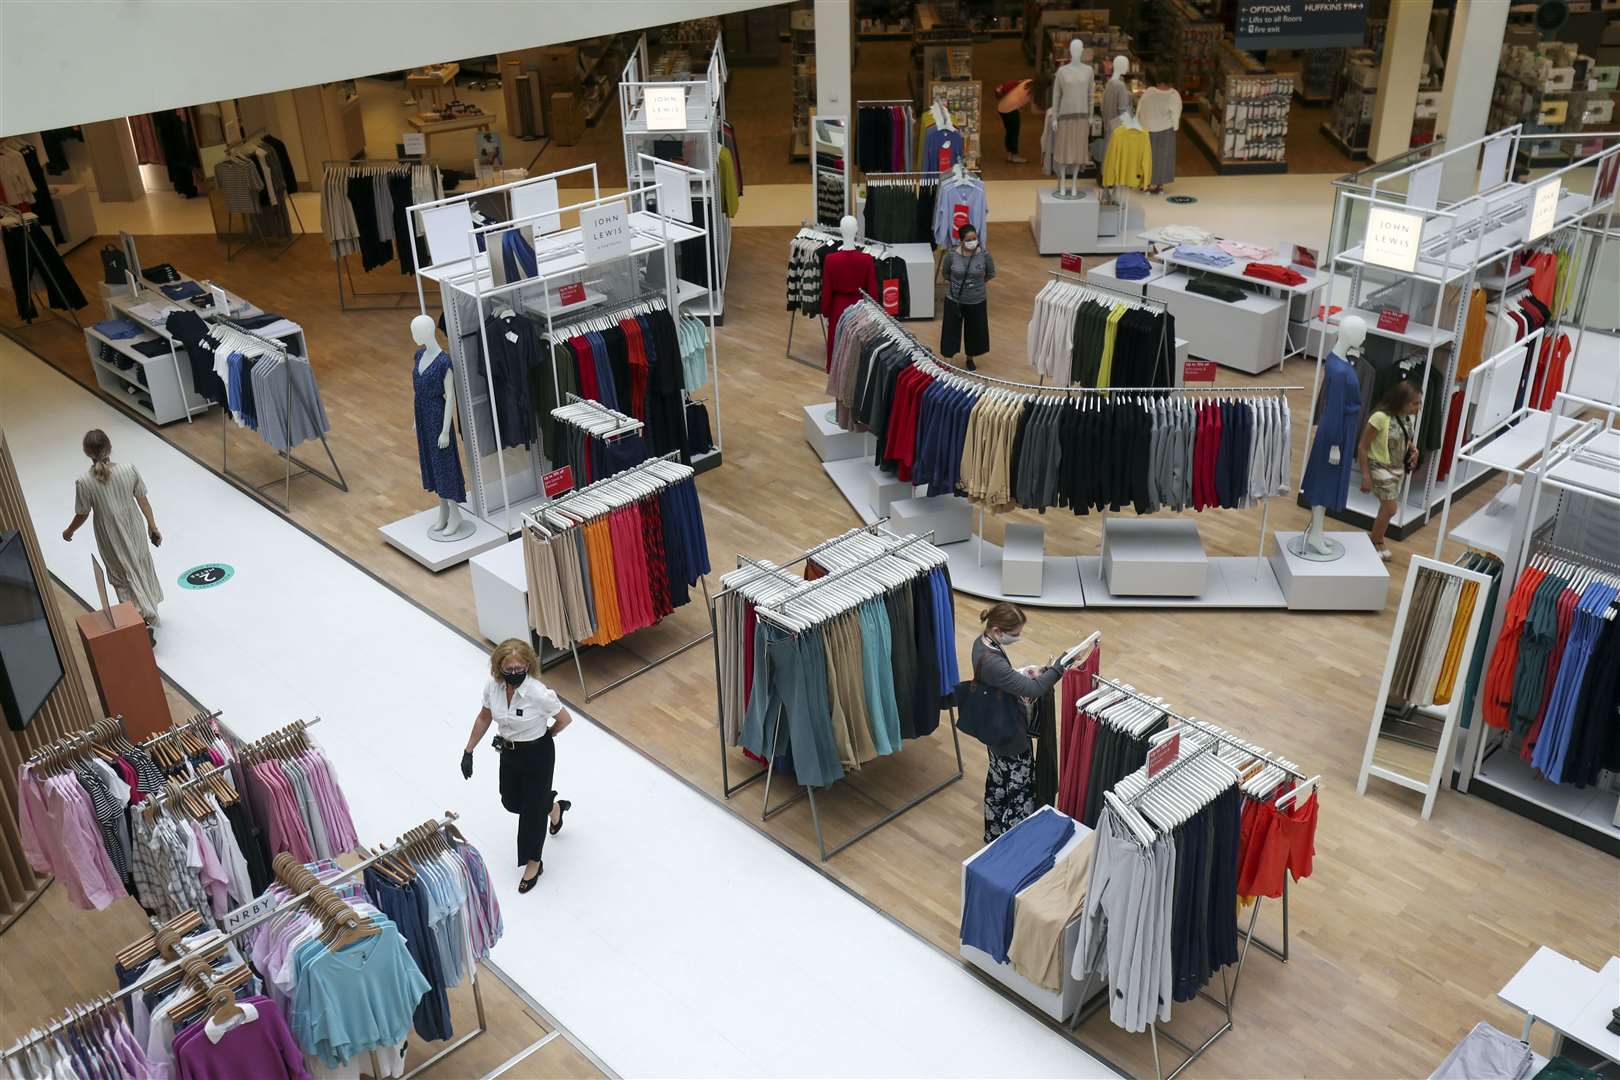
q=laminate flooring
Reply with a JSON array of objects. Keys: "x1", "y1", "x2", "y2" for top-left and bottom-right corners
[{"x1": 1, "y1": 215, "x2": 1615, "y2": 1078}]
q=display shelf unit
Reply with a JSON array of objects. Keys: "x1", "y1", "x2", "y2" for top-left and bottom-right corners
[
  {"x1": 1153, "y1": 247, "x2": 1327, "y2": 374},
  {"x1": 1187, "y1": 46, "x2": 1293, "y2": 175},
  {"x1": 790, "y1": 8, "x2": 815, "y2": 161},
  {"x1": 619, "y1": 33, "x2": 732, "y2": 322},
  {"x1": 404, "y1": 162, "x2": 721, "y2": 550},
  {"x1": 1446, "y1": 393, "x2": 1620, "y2": 855},
  {"x1": 929, "y1": 79, "x2": 982, "y2": 172},
  {"x1": 1301, "y1": 125, "x2": 1620, "y2": 539},
  {"x1": 1295, "y1": 49, "x2": 1339, "y2": 106}
]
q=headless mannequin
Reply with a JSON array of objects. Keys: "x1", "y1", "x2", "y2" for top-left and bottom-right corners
[
  {"x1": 1099, "y1": 56, "x2": 1134, "y2": 204},
  {"x1": 1051, "y1": 39, "x2": 1092, "y2": 198},
  {"x1": 1291, "y1": 315, "x2": 1368, "y2": 561},
  {"x1": 412, "y1": 314, "x2": 475, "y2": 542},
  {"x1": 839, "y1": 213, "x2": 858, "y2": 249}
]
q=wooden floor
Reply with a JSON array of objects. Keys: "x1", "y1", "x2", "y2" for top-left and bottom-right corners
[{"x1": 1, "y1": 214, "x2": 1615, "y2": 1080}]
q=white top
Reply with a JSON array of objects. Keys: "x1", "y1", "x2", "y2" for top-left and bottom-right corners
[
  {"x1": 1137, "y1": 88, "x2": 1182, "y2": 133},
  {"x1": 482, "y1": 675, "x2": 563, "y2": 742}
]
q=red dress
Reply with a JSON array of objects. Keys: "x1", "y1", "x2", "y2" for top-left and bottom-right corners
[{"x1": 820, "y1": 249, "x2": 878, "y2": 370}]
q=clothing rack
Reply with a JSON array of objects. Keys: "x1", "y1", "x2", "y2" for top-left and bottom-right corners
[
  {"x1": 0, "y1": 205, "x2": 83, "y2": 331},
  {"x1": 785, "y1": 223, "x2": 893, "y2": 366},
  {"x1": 1033, "y1": 268, "x2": 1169, "y2": 387},
  {"x1": 0, "y1": 813, "x2": 486, "y2": 1080},
  {"x1": 540, "y1": 292, "x2": 669, "y2": 339},
  {"x1": 217, "y1": 129, "x2": 305, "y2": 262},
  {"x1": 711, "y1": 525, "x2": 965, "y2": 860},
  {"x1": 554, "y1": 392, "x2": 643, "y2": 440},
  {"x1": 212, "y1": 316, "x2": 347, "y2": 512},
  {"x1": 24, "y1": 709, "x2": 223, "y2": 772},
  {"x1": 325, "y1": 159, "x2": 443, "y2": 312},
  {"x1": 521, "y1": 452, "x2": 713, "y2": 700}
]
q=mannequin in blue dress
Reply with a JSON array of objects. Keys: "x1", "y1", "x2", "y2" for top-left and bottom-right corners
[
  {"x1": 412, "y1": 314, "x2": 475, "y2": 542},
  {"x1": 1294, "y1": 315, "x2": 1367, "y2": 560}
]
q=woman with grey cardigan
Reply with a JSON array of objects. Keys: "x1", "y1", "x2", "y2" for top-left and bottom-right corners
[
  {"x1": 940, "y1": 223, "x2": 995, "y2": 370},
  {"x1": 971, "y1": 602, "x2": 1091, "y2": 841}
]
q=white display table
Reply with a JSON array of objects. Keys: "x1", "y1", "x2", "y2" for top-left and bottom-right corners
[
  {"x1": 1268, "y1": 531, "x2": 1390, "y2": 611},
  {"x1": 1498, "y1": 947, "x2": 1620, "y2": 1064},
  {"x1": 1102, "y1": 518, "x2": 1207, "y2": 596},
  {"x1": 1147, "y1": 273, "x2": 1289, "y2": 375},
  {"x1": 803, "y1": 402, "x2": 867, "y2": 462},
  {"x1": 470, "y1": 538, "x2": 531, "y2": 644}
]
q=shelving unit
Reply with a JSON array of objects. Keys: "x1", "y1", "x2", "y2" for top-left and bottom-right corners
[
  {"x1": 790, "y1": 8, "x2": 815, "y2": 161},
  {"x1": 1188, "y1": 52, "x2": 1293, "y2": 175}
]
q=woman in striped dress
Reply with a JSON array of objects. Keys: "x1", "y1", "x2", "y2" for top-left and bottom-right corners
[{"x1": 62, "y1": 429, "x2": 164, "y2": 632}]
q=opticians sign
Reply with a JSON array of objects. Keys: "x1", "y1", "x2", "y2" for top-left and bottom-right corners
[
  {"x1": 579, "y1": 204, "x2": 631, "y2": 265},
  {"x1": 1235, "y1": 0, "x2": 1368, "y2": 49},
  {"x1": 1362, "y1": 205, "x2": 1424, "y2": 274}
]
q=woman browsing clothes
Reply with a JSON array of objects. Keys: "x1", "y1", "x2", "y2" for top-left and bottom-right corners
[
  {"x1": 1358, "y1": 380, "x2": 1423, "y2": 563},
  {"x1": 971, "y1": 603, "x2": 1094, "y2": 842},
  {"x1": 461, "y1": 639, "x2": 573, "y2": 893},
  {"x1": 940, "y1": 223, "x2": 996, "y2": 371}
]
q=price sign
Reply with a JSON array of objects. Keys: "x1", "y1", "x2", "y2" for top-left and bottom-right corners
[
  {"x1": 401, "y1": 132, "x2": 427, "y2": 157},
  {"x1": 558, "y1": 282, "x2": 586, "y2": 306},
  {"x1": 543, "y1": 466, "x2": 574, "y2": 498},
  {"x1": 1147, "y1": 733, "x2": 1180, "y2": 778},
  {"x1": 1183, "y1": 360, "x2": 1217, "y2": 384},
  {"x1": 579, "y1": 204, "x2": 630, "y2": 265},
  {"x1": 952, "y1": 203, "x2": 970, "y2": 235},
  {"x1": 938, "y1": 145, "x2": 953, "y2": 171},
  {"x1": 1290, "y1": 244, "x2": 1318, "y2": 271},
  {"x1": 1060, "y1": 252, "x2": 1083, "y2": 274},
  {"x1": 1376, "y1": 308, "x2": 1410, "y2": 334},
  {"x1": 223, "y1": 892, "x2": 278, "y2": 932},
  {"x1": 1362, "y1": 205, "x2": 1424, "y2": 273},
  {"x1": 1527, "y1": 179, "x2": 1561, "y2": 241},
  {"x1": 644, "y1": 85, "x2": 688, "y2": 131},
  {"x1": 881, "y1": 278, "x2": 901, "y2": 314}
]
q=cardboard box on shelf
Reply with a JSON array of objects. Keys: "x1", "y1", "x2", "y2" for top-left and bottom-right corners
[
  {"x1": 538, "y1": 46, "x2": 580, "y2": 88},
  {"x1": 550, "y1": 92, "x2": 584, "y2": 145}
]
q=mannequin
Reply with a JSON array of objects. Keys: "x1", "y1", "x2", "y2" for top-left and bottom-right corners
[
  {"x1": 1101, "y1": 56, "x2": 1134, "y2": 140},
  {"x1": 411, "y1": 314, "x2": 475, "y2": 542},
  {"x1": 1293, "y1": 316, "x2": 1367, "y2": 561},
  {"x1": 1050, "y1": 39, "x2": 1094, "y2": 198},
  {"x1": 820, "y1": 214, "x2": 878, "y2": 370}
]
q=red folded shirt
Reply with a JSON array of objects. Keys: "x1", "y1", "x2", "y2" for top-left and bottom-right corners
[{"x1": 1244, "y1": 262, "x2": 1307, "y2": 286}]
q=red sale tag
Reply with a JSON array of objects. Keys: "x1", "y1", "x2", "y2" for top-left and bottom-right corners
[
  {"x1": 558, "y1": 282, "x2": 586, "y2": 306},
  {"x1": 1060, "y1": 252, "x2": 1083, "y2": 274},
  {"x1": 882, "y1": 278, "x2": 900, "y2": 315},
  {"x1": 1376, "y1": 308, "x2": 1410, "y2": 333},
  {"x1": 952, "y1": 203, "x2": 970, "y2": 234},
  {"x1": 1183, "y1": 360, "x2": 1217, "y2": 384},
  {"x1": 542, "y1": 466, "x2": 574, "y2": 498},
  {"x1": 1147, "y1": 733, "x2": 1180, "y2": 778},
  {"x1": 938, "y1": 145, "x2": 952, "y2": 171}
]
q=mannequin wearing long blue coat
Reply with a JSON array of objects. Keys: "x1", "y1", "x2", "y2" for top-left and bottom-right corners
[{"x1": 1301, "y1": 352, "x2": 1361, "y2": 511}]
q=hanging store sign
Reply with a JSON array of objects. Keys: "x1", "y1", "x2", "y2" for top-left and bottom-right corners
[
  {"x1": 543, "y1": 466, "x2": 575, "y2": 499},
  {"x1": 1183, "y1": 360, "x2": 1217, "y2": 384},
  {"x1": 223, "y1": 892, "x2": 278, "y2": 932},
  {"x1": 1060, "y1": 253, "x2": 1084, "y2": 274},
  {"x1": 952, "y1": 203, "x2": 971, "y2": 236},
  {"x1": 882, "y1": 279, "x2": 901, "y2": 315},
  {"x1": 1147, "y1": 733, "x2": 1181, "y2": 778},
  {"x1": 579, "y1": 204, "x2": 631, "y2": 265},
  {"x1": 1527, "y1": 179, "x2": 1562, "y2": 241},
  {"x1": 1234, "y1": 0, "x2": 1368, "y2": 49},
  {"x1": 644, "y1": 85, "x2": 688, "y2": 131},
  {"x1": 1362, "y1": 206, "x2": 1424, "y2": 274}
]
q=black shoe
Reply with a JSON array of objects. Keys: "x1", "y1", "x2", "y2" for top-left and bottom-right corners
[
  {"x1": 518, "y1": 863, "x2": 543, "y2": 893},
  {"x1": 147, "y1": 625, "x2": 156, "y2": 648},
  {"x1": 549, "y1": 799, "x2": 572, "y2": 835},
  {"x1": 965, "y1": 358, "x2": 978, "y2": 371}
]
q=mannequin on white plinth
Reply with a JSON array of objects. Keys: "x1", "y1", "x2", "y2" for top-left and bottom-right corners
[
  {"x1": 1291, "y1": 315, "x2": 1368, "y2": 562},
  {"x1": 1050, "y1": 39, "x2": 1094, "y2": 198},
  {"x1": 411, "y1": 314, "x2": 476, "y2": 542}
]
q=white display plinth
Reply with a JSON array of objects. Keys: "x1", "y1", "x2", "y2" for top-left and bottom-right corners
[
  {"x1": 1029, "y1": 189, "x2": 1146, "y2": 255},
  {"x1": 470, "y1": 538, "x2": 530, "y2": 644},
  {"x1": 1147, "y1": 273, "x2": 1287, "y2": 374},
  {"x1": 379, "y1": 505, "x2": 508, "y2": 572},
  {"x1": 1269, "y1": 531, "x2": 1390, "y2": 611},
  {"x1": 823, "y1": 458, "x2": 883, "y2": 521},
  {"x1": 1079, "y1": 556, "x2": 1287, "y2": 607},
  {"x1": 873, "y1": 473, "x2": 915, "y2": 518},
  {"x1": 803, "y1": 402, "x2": 866, "y2": 462},
  {"x1": 1002, "y1": 522, "x2": 1047, "y2": 595},
  {"x1": 893, "y1": 242, "x2": 936, "y2": 320},
  {"x1": 1101, "y1": 518, "x2": 1208, "y2": 596},
  {"x1": 891, "y1": 494, "x2": 972, "y2": 544}
]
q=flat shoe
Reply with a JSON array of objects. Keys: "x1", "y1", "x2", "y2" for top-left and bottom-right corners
[
  {"x1": 549, "y1": 799, "x2": 572, "y2": 835},
  {"x1": 518, "y1": 864, "x2": 543, "y2": 893},
  {"x1": 1376, "y1": 546, "x2": 1392, "y2": 562}
]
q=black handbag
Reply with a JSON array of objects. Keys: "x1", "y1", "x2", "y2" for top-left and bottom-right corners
[
  {"x1": 100, "y1": 243, "x2": 128, "y2": 285},
  {"x1": 953, "y1": 678, "x2": 1029, "y2": 757}
]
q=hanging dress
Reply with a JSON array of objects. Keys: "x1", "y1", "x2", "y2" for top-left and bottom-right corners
[
  {"x1": 413, "y1": 347, "x2": 467, "y2": 503},
  {"x1": 74, "y1": 463, "x2": 164, "y2": 624}
]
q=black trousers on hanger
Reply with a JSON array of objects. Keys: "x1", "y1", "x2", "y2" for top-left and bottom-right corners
[
  {"x1": 2, "y1": 221, "x2": 86, "y2": 320},
  {"x1": 498, "y1": 734, "x2": 556, "y2": 866}
]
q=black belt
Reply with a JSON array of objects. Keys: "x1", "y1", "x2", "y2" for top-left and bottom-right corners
[{"x1": 491, "y1": 734, "x2": 548, "y2": 753}]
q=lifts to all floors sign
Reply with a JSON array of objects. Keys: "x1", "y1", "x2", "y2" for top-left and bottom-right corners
[{"x1": 1234, "y1": 0, "x2": 1367, "y2": 49}]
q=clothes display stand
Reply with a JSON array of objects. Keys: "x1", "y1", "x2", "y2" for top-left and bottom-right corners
[
  {"x1": 1026, "y1": 268, "x2": 1173, "y2": 387},
  {"x1": 1302, "y1": 126, "x2": 1618, "y2": 540},
  {"x1": 811, "y1": 115, "x2": 849, "y2": 229},
  {"x1": 618, "y1": 33, "x2": 733, "y2": 322},
  {"x1": 854, "y1": 100, "x2": 917, "y2": 174},
  {"x1": 1154, "y1": 240, "x2": 1327, "y2": 375},
  {"x1": 1443, "y1": 391, "x2": 1620, "y2": 852},
  {"x1": 210, "y1": 318, "x2": 347, "y2": 512},
  {"x1": 213, "y1": 130, "x2": 305, "y2": 262},
  {"x1": 520, "y1": 453, "x2": 713, "y2": 701},
  {"x1": 709, "y1": 523, "x2": 965, "y2": 860},
  {"x1": 787, "y1": 222, "x2": 931, "y2": 370},
  {"x1": 0, "y1": 813, "x2": 493, "y2": 1080},
  {"x1": 0, "y1": 206, "x2": 85, "y2": 330},
  {"x1": 859, "y1": 171, "x2": 943, "y2": 245},
  {"x1": 551, "y1": 393, "x2": 646, "y2": 484},
  {"x1": 323, "y1": 159, "x2": 444, "y2": 311}
]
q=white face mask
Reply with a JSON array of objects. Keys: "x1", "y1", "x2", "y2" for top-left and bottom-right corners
[
  {"x1": 962, "y1": 238, "x2": 979, "y2": 252},
  {"x1": 996, "y1": 631, "x2": 1021, "y2": 646}
]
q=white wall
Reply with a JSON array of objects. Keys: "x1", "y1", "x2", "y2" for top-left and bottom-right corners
[
  {"x1": 1, "y1": 0, "x2": 776, "y2": 136},
  {"x1": 814, "y1": 0, "x2": 852, "y2": 121}
]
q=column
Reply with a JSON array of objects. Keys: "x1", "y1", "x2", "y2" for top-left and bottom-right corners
[
  {"x1": 814, "y1": 0, "x2": 852, "y2": 122},
  {"x1": 81, "y1": 118, "x2": 144, "y2": 202},
  {"x1": 1366, "y1": 0, "x2": 1434, "y2": 163},
  {"x1": 1436, "y1": 0, "x2": 1510, "y2": 196}
]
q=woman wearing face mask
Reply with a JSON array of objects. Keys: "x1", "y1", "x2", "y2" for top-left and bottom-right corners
[
  {"x1": 461, "y1": 639, "x2": 573, "y2": 893},
  {"x1": 971, "y1": 603, "x2": 1089, "y2": 842},
  {"x1": 940, "y1": 223, "x2": 995, "y2": 371}
]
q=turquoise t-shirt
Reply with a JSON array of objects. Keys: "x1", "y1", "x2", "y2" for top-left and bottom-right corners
[{"x1": 290, "y1": 919, "x2": 431, "y2": 1068}]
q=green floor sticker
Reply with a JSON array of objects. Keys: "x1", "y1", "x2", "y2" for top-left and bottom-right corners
[
  {"x1": 1167, "y1": 195, "x2": 1198, "y2": 204},
  {"x1": 179, "y1": 563, "x2": 235, "y2": 589}
]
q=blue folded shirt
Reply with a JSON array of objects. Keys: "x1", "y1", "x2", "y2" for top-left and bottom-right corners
[
  {"x1": 1173, "y1": 244, "x2": 1235, "y2": 268},
  {"x1": 160, "y1": 281, "x2": 207, "y2": 301},
  {"x1": 1115, "y1": 252, "x2": 1153, "y2": 280},
  {"x1": 92, "y1": 318, "x2": 143, "y2": 340}
]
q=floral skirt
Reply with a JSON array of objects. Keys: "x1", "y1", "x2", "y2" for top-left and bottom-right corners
[{"x1": 984, "y1": 749, "x2": 1037, "y2": 843}]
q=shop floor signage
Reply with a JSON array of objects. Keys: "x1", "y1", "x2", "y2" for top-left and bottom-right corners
[
  {"x1": 1167, "y1": 195, "x2": 1197, "y2": 204},
  {"x1": 179, "y1": 563, "x2": 234, "y2": 590},
  {"x1": 1235, "y1": 0, "x2": 1367, "y2": 50}
]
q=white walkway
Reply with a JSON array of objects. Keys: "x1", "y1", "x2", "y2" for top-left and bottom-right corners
[{"x1": 0, "y1": 338, "x2": 1118, "y2": 1080}]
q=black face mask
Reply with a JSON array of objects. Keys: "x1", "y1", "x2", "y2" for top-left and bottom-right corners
[{"x1": 502, "y1": 670, "x2": 527, "y2": 688}]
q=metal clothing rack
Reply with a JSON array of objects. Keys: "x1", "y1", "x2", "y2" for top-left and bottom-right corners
[
  {"x1": 712, "y1": 525, "x2": 965, "y2": 860},
  {"x1": 1035, "y1": 268, "x2": 1170, "y2": 387},
  {"x1": 0, "y1": 206, "x2": 84, "y2": 331},
  {"x1": 541, "y1": 292, "x2": 668, "y2": 340},
  {"x1": 785, "y1": 222, "x2": 895, "y2": 368},
  {"x1": 554, "y1": 392, "x2": 643, "y2": 440},
  {"x1": 327, "y1": 159, "x2": 442, "y2": 312},
  {"x1": 213, "y1": 317, "x2": 348, "y2": 512},
  {"x1": 0, "y1": 812, "x2": 487, "y2": 1080},
  {"x1": 219, "y1": 130, "x2": 305, "y2": 262},
  {"x1": 521, "y1": 452, "x2": 714, "y2": 701}
]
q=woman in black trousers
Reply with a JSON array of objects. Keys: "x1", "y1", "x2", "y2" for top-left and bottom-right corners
[{"x1": 461, "y1": 639, "x2": 573, "y2": 892}]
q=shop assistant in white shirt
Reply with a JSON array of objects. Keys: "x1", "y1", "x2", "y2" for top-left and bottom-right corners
[{"x1": 481, "y1": 675, "x2": 563, "y2": 742}]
